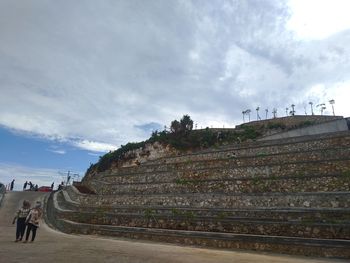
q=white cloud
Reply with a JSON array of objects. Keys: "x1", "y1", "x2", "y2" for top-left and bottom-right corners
[
  {"x1": 0, "y1": 0, "x2": 349, "y2": 151},
  {"x1": 0, "y1": 162, "x2": 64, "y2": 191},
  {"x1": 48, "y1": 149, "x2": 66, "y2": 155},
  {"x1": 73, "y1": 140, "x2": 118, "y2": 153},
  {"x1": 288, "y1": 0, "x2": 350, "y2": 40}
]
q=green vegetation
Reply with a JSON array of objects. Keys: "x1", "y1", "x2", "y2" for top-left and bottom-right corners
[
  {"x1": 170, "y1": 209, "x2": 196, "y2": 221},
  {"x1": 216, "y1": 211, "x2": 228, "y2": 220},
  {"x1": 171, "y1": 208, "x2": 181, "y2": 216},
  {"x1": 257, "y1": 151, "x2": 267, "y2": 157},
  {"x1": 144, "y1": 208, "x2": 155, "y2": 219},
  {"x1": 85, "y1": 114, "x2": 261, "y2": 175},
  {"x1": 267, "y1": 122, "x2": 286, "y2": 130},
  {"x1": 298, "y1": 120, "x2": 315, "y2": 128},
  {"x1": 174, "y1": 178, "x2": 190, "y2": 185},
  {"x1": 342, "y1": 170, "x2": 350, "y2": 178}
]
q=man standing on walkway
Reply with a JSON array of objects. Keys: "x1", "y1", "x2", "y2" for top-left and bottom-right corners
[
  {"x1": 10, "y1": 179, "x2": 15, "y2": 191},
  {"x1": 23, "y1": 181, "x2": 28, "y2": 191}
]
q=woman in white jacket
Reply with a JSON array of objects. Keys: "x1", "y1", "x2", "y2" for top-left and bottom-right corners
[{"x1": 23, "y1": 201, "x2": 42, "y2": 243}]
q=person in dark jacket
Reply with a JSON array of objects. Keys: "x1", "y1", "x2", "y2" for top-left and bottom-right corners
[
  {"x1": 23, "y1": 181, "x2": 28, "y2": 191},
  {"x1": 10, "y1": 179, "x2": 15, "y2": 191},
  {"x1": 12, "y1": 200, "x2": 31, "y2": 242}
]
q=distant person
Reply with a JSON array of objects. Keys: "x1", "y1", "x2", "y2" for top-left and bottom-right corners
[
  {"x1": 10, "y1": 179, "x2": 15, "y2": 191},
  {"x1": 12, "y1": 200, "x2": 31, "y2": 242},
  {"x1": 51, "y1": 182, "x2": 54, "y2": 190},
  {"x1": 34, "y1": 184, "x2": 38, "y2": 191},
  {"x1": 24, "y1": 201, "x2": 42, "y2": 243},
  {"x1": 23, "y1": 181, "x2": 28, "y2": 191},
  {"x1": 58, "y1": 181, "x2": 65, "y2": 190}
]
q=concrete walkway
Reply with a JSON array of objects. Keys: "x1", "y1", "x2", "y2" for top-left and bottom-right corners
[{"x1": 0, "y1": 191, "x2": 346, "y2": 263}]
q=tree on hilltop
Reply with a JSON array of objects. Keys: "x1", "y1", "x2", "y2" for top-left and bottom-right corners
[
  {"x1": 170, "y1": 114, "x2": 193, "y2": 133},
  {"x1": 180, "y1": 114, "x2": 193, "y2": 132},
  {"x1": 170, "y1": 120, "x2": 181, "y2": 133}
]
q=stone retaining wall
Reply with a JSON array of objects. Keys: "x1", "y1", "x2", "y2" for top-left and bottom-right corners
[
  {"x1": 146, "y1": 132, "x2": 350, "y2": 166},
  {"x1": 67, "y1": 188, "x2": 350, "y2": 209},
  {"x1": 47, "y1": 191, "x2": 350, "y2": 258},
  {"x1": 94, "y1": 160, "x2": 350, "y2": 186},
  {"x1": 96, "y1": 146, "x2": 350, "y2": 179},
  {"x1": 95, "y1": 174, "x2": 350, "y2": 195},
  {"x1": 50, "y1": 130, "x2": 350, "y2": 258},
  {"x1": 58, "y1": 210, "x2": 350, "y2": 239}
]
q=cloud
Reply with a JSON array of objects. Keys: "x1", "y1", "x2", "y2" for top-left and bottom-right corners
[
  {"x1": 48, "y1": 149, "x2": 66, "y2": 155},
  {"x1": 73, "y1": 140, "x2": 117, "y2": 152},
  {"x1": 0, "y1": 162, "x2": 64, "y2": 191},
  {"x1": 0, "y1": 0, "x2": 349, "y2": 151},
  {"x1": 135, "y1": 122, "x2": 163, "y2": 134}
]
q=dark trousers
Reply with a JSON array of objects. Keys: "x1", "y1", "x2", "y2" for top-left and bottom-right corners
[
  {"x1": 25, "y1": 223, "x2": 38, "y2": 241},
  {"x1": 16, "y1": 218, "x2": 26, "y2": 240}
]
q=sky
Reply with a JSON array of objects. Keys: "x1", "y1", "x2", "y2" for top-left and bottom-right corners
[{"x1": 1, "y1": 0, "x2": 350, "y2": 190}]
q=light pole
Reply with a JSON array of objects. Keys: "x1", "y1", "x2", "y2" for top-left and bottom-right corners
[
  {"x1": 285, "y1": 107, "x2": 289, "y2": 116},
  {"x1": 256, "y1": 107, "x2": 261, "y2": 121},
  {"x1": 309, "y1": 102, "x2": 314, "y2": 115},
  {"x1": 246, "y1": 109, "x2": 251, "y2": 122},
  {"x1": 265, "y1": 108, "x2": 268, "y2": 119},
  {"x1": 290, "y1": 104, "x2": 295, "y2": 116},
  {"x1": 329, "y1": 99, "x2": 335, "y2": 116},
  {"x1": 317, "y1": 103, "x2": 326, "y2": 115},
  {"x1": 272, "y1": 108, "x2": 277, "y2": 118}
]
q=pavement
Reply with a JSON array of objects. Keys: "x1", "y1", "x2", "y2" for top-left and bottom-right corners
[{"x1": 0, "y1": 191, "x2": 347, "y2": 263}]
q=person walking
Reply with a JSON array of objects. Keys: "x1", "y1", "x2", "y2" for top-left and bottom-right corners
[
  {"x1": 12, "y1": 200, "x2": 31, "y2": 242},
  {"x1": 24, "y1": 201, "x2": 42, "y2": 243},
  {"x1": 10, "y1": 179, "x2": 15, "y2": 191},
  {"x1": 23, "y1": 181, "x2": 28, "y2": 191}
]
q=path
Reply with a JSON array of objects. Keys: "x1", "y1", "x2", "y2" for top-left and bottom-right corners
[{"x1": 0, "y1": 191, "x2": 346, "y2": 263}]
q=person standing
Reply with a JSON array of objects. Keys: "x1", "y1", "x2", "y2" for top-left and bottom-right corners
[
  {"x1": 23, "y1": 181, "x2": 28, "y2": 191},
  {"x1": 10, "y1": 179, "x2": 15, "y2": 191},
  {"x1": 12, "y1": 200, "x2": 31, "y2": 242},
  {"x1": 24, "y1": 201, "x2": 42, "y2": 243},
  {"x1": 51, "y1": 182, "x2": 54, "y2": 190}
]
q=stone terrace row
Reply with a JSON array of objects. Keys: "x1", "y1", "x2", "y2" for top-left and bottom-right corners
[
  {"x1": 55, "y1": 189, "x2": 350, "y2": 240},
  {"x1": 46, "y1": 191, "x2": 350, "y2": 258},
  {"x1": 89, "y1": 173, "x2": 350, "y2": 195},
  {"x1": 95, "y1": 131, "x2": 350, "y2": 178},
  {"x1": 96, "y1": 158, "x2": 350, "y2": 187},
  {"x1": 99, "y1": 146, "x2": 350, "y2": 179},
  {"x1": 145, "y1": 131, "x2": 350, "y2": 166},
  {"x1": 57, "y1": 190, "x2": 350, "y2": 222},
  {"x1": 64, "y1": 186, "x2": 350, "y2": 209}
]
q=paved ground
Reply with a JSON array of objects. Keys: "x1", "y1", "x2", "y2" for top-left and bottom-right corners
[{"x1": 0, "y1": 191, "x2": 347, "y2": 263}]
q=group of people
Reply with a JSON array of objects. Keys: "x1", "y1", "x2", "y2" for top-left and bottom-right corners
[
  {"x1": 22, "y1": 181, "x2": 39, "y2": 191},
  {"x1": 12, "y1": 200, "x2": 42, "y2": 243},
  {"x1": 8, "y1": 179, "x2": 15, "y2": 191}
]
